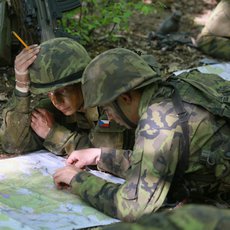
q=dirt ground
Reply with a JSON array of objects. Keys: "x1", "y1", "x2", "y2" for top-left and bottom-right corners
[{"x1": 0, "y1": 0, "x2": 218, "y2": 157}]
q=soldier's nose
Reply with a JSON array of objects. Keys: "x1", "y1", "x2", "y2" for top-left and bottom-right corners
[{"x1": 105, "y1": 111, "x2": 113, "y2": 122}]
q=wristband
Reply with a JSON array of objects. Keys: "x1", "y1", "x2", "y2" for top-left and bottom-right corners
[
  {"x1": 14, "y1": 68, "x2": 29, "y2": 76},
  {"x1": 15, "y1": 79, "x2": 30, "y2": 86},
  {"x1": 16, "y1": 85, "x2": 29, "y2": 93}
]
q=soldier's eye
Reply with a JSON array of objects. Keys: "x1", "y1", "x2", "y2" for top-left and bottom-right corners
[{"x1": 48, "y1": 89, "x2": 68, "y2": 99}]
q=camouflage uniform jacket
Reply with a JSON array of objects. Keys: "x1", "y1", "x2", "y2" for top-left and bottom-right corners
[
  {"x1": 1, "y1": 89, "x2": 96, "y2": 155},
  {"x1": 70, "y1": 84, "x2": 230, "y2": 222}
]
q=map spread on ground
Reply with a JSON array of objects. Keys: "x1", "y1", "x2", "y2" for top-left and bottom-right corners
[{"x1": 0, "y1": 150, "x2": 122, "y2": 230}]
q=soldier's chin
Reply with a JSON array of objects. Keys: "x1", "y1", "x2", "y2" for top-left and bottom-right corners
[{"x1": 61, "y1": 109, "x2": 73, "y2": 116}]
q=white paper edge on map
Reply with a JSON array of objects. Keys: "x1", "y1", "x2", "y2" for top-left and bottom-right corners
[{"x1": 24, "y1": 150, "x2": 125, "y2": 184}]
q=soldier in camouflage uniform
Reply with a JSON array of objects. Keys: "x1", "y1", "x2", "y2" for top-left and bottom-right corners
[
  {"x1": 53, "y1": 48, "x2": 230, "y2": 221},
  {"x1": 196, "y1": 0, "x2": 230, "y2": 60},
  {"x1": 1, "y1": 38, "x2": 134, "y2": 155}
]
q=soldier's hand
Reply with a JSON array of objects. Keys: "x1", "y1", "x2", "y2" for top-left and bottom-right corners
[
  {"x1": 66, "y1": 148, "x2": 101, "y2": 169},
  {"x1": 14, "y1": 44, "x2": 40, "y2": 82},
  {"x1": 53, "y1": 165, "x2": 82, "y2": 190},
  {"x1": 31, "y1": 108, "x2": 55, "y2": 139}
]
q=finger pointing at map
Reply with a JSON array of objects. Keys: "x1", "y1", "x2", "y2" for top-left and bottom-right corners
[{"x1": 66, "y1": 148, "x2": 101, "y2": 169}]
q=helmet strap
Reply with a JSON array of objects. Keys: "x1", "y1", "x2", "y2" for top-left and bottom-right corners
[
  {"x1": 31, "y1": 70, "x2": 84, "y2": 89},
  {"x1": 112, "y1": 100, "x2": 137, "y2": 129}
]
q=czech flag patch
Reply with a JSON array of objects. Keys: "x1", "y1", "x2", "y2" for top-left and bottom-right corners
[{"x1": 98, "y1": 119, "x2": 110, "y2": 128}]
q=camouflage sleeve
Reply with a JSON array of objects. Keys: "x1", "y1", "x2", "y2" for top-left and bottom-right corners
[
  {"x1": 1, "y1": 90, "x2": 43, "y2": 154},
  {"x1": 70, "y1": 102, "x2": 181, "y2": 221},
  {"x1": 43, "y1": 123, "x2": 92, "y2": 156},
  {"x1": 196, "y1": 36, "x2": 230, "y2": 60},
  {"x1": 70, "y1": 130, "x2": 177, "y2": 221},
  {"x1": 97, "y1": 148, "x2": 132, "y2": 178}
]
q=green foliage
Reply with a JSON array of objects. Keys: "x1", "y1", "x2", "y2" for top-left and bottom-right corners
[{"x1": 61, "y1": 0, "x2": 162, "y2": 46}]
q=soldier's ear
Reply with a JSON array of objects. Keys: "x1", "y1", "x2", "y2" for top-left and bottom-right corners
[{"x1": 119, "y1": 92, "x2": 132, "y2": 105}]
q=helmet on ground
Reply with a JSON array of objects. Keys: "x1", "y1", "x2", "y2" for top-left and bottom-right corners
[
  {"x1": 30, "y1": 37, "x2": 91, "y2": 94},
  {"x1": 82, "y1": 48, "x2": 162, "y2": 108}
]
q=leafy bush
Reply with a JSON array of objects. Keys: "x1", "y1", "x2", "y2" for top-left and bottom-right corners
[{"x1": 61, "y1": 0, "x2": 163, "y2": 46}]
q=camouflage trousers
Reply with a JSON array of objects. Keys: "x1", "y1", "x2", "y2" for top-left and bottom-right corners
[{"x1": 197, "y1": 35, "x2": 230, "y2": 61}]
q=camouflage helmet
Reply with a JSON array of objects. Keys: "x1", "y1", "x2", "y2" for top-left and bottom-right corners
[
  {"x1": 82, "y1": 48, "x2": 162, "y2": 108},
  {"x1": 29, "y1": 37, "x2": 91, "y2": 94}
]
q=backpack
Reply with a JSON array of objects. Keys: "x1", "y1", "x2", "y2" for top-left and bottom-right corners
[
  {"x1": 166, "y1": 69, "x2": 230, "y2": 202},
  {"x1": 170, "y1": 69, "x2": 230, "y2": 121}
]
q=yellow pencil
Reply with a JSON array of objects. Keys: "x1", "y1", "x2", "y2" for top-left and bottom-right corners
[{"x1": 12, "y1": 31, "x2": 30, "y2": 50}]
